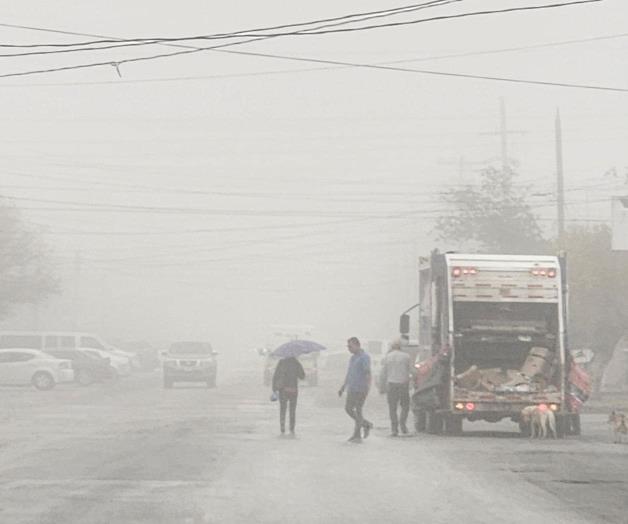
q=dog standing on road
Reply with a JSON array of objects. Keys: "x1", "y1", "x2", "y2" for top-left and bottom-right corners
[
  {"x1": 521, "y1": 405, "x2": 557, "y2": 439},
  {"x1": 608, "y1": 411, "x2": 627, "y2": 444}
]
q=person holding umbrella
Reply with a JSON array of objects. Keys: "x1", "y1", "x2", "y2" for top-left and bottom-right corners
[
  {"x1": 271, "y1": 340, "x2": 325, "y2": 436},
  {"x1": 272, "y1": 356, "x2": 305, "y2": 436}
]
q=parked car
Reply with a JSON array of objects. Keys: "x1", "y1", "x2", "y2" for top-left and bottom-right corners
[
  {"x1": 0, "y1": 349, "x2": 74, "y2": 390},
  {"x1": 78, "y1": 347, "x2": 131, "y2": 378},
  {"x1": 162, "y1": 341, "x2": 218, "y2": 388},
  {"x1": 43, "y1": 348, "x2": 115, "y2": 386},
  {"x1": 0, "y1": 331, "x2": 139, "y2": 369}
]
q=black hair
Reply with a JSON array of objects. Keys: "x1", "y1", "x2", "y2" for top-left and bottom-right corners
[{"x1": 347, "y1": 337, "x2": 360, "y2": 346}]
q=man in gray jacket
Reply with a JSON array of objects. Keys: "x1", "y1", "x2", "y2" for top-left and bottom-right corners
[{"x1": 379, "y1": 339, "x2": 412, "y2": 436}]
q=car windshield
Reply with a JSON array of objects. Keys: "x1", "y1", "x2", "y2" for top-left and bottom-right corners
[{"x1": 169, "y1": 342, "x2": 213, "y2": 355}]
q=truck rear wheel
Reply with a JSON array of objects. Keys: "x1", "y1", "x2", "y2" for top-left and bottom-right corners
[
  {"x1": 444, "y1": 415, "x2": 463, "y2": 436},
  {"x1": 555, "y1": 414, "x2": 567, "y2": 438},
  {"x1": 426, "y1": 410, "x2": 443, "y2": 434},
  {"x1": 414, "y1": 409, "x2": 427, "y2": 433},
  {"x1": 568, "y1": 414, "x2": 581, "y2": 436}
]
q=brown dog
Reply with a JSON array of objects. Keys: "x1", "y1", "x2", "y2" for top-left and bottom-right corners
[
  {"x1": 608, "y1": 411, "x2": 627, "y2": 444},
  {"x1": 521, "y1": 405, "x2": 557, "y2": 439}
]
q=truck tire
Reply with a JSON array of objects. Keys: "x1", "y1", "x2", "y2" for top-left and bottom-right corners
[
  {"x1": 414, "y1": 409, "x2": 427, "y2": 433},
  {"x1": 555, "y1": 414, "x2": 567, "y2": 438},
  {"x1": 569, "y1": 414, "x2": 581, "y2": 436},
  {"x1": 444, "y1": 415, "x2": 463, "y2": 436},
  {"x1": 426, "y1": 410, "x2": 443, "y2": 434}
]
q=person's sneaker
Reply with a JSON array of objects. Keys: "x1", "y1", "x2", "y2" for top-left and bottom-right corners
[
  {"x1": 400, "y1": 424, "x2": 409, "y2": 435},
  {"x1": 348, "y1": 436, "x2": 363, "y2": 443},
  {"x1": 390, "y1": 432, "x2": 399, "y2": 438},
  {"x1": 362, "y1": 422, "x2": 373, "y2": 439}
]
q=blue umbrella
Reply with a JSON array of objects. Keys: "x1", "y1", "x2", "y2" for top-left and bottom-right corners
[{"x1": 272, "y1": 340, "x2": 327, "y2": 359}]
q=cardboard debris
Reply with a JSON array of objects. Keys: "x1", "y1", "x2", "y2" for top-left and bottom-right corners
[
  {"x1": 455, "y1": 365, "x2": 482, "y2": 389},
  {"x1": 455, "y1": 347, "x2": 555, "y2": 393},
  {"x1": 521, "y1": 346, "x2": 552, "y2": 379}
]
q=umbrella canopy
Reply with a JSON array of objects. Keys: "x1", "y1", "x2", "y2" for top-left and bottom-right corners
[{"x1": 271, "y1": 340, "x2": 327, "y2": 359}]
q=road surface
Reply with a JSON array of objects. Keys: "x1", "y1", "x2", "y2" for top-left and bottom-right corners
[{"x1": 0, "y1": 367, "x2": 626, "y2": 523}]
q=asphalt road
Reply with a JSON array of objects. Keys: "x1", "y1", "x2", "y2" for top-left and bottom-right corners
[{"x1": 0, "y1": 367, "x2": 626, "y2": 524}]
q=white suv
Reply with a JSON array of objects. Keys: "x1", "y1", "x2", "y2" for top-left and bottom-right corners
[{"x1": 0, "y1": 349, "x2": 74, "y2": 390}]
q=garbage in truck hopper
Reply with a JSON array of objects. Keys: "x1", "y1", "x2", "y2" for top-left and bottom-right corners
[{"x1": 455, "y1": 346, "x2": 557, "y2": 393}]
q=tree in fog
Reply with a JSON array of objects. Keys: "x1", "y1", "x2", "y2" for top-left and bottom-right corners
[
  {"x1": 435, "y1": 167, "x2": 547, "y2": 253},
  {"x1": 563, "y1": 224, "x2": 628, "y2": 363},
  {"x1": 0, "y1": 199, "x2": 57, "y2": 319}
]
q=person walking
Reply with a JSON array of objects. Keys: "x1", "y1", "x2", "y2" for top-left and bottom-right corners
[
  {"x1": 379, "y1": 339, "x2": 412, "y2": 436},
  {"x1": 272, "y1": 356, "x2": 305, "y2": 436},
  {"x1": 338, "y1": 337, "x2": 373, "y2": 443}
]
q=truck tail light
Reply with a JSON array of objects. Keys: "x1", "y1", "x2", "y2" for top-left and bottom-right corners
[
  {"x1": 455, "y1": 403, "x2": 464, "y2": 410},
  {"x1": 465, "y1": 402, "x2": 476, "y2": 411},
  {"x1": 538, "y1": 403, "x2": 548, "y2": 412},
  {"x1": 549, "y1": 404, "x2": 559, "y2": 412},
  {"x1": 452, "y1": 267, "x2": 478, "y2": 278},
  {"x1": 531, "y1": 268, "x2": 557, "y2": 278}
]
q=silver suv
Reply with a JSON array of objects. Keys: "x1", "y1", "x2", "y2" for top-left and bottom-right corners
[{"x1": 162, "y1": 341, "x2": 217, "y2": 389}]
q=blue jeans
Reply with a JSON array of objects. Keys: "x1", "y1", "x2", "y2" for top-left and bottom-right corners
[{"x1": 345, "y1": 391, "x2": 371, "y2": 438}]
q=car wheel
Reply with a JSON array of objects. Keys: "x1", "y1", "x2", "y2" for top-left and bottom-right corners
[
  {"x1": 32, "y1": 371, "x2": 55, "y2": 391},
  {"x1": 76, "y1": 369, "x2": 94, "y2": 387},
  {"x1": 414, "y1": 409, "x2": 427, "y2": 433}
]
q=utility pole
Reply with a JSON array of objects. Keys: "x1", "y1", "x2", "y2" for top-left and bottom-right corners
[
  {"x1": 555, "y1": 109, "x2": 566, "y2": 247},
  {"x1": 479, "y1": 98, "x2": 525, "y2": 173},
  {"x1": 73, "y1": 250, "x2": 82, "y2": 330},
  {"x1": 499, "y1": 98, "x2": 509, "y2": 173}
]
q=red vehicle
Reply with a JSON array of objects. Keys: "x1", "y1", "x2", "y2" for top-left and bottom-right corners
[{"x1": 401, "y1": 251, "x2": 587, "y2": 436}]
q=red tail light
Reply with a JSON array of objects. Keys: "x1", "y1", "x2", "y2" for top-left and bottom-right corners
[
  {"x1": 538, "y1": 403, "x2": 548, "y2": 412},
  {"x1": 465, "y1": 402, "x2": 476, "y2": 411},
  {"x1": 531, "y1": 268, "x2": 557, "y2": 278},
  {"x1": 452, "y1": 267, "x2": 478, "y2": 278}
]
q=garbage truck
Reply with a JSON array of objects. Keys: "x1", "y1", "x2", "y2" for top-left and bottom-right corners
[{"x1": 401, "y1": 251, "x2": 587, "y2": 436}]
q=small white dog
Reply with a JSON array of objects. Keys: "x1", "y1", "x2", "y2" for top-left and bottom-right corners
[
  {"x1": 608, "y1": 411, "x2": 627, "y2": 444},
  {"x1": 521, "y1": 405, "x2": 557, "y2": 439}
]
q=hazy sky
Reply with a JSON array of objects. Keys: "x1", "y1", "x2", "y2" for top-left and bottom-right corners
[{"x1": 1, "y1": 0, "x2": 627, "y2": 351}]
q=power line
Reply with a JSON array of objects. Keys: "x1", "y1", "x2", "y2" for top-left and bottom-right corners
[
  {"x1": 215, "y1": 48, "x2": 628, "y2": 94},
  {"x1": 0, "y1": 1, "x2": 461, "y2": 58},
  {"x1": 4, "y1": 28, "x2": 627, "y2": 88},
  {"x1": 0, "y1": 1, "x2": 604, "y2": 81},
  {"x1": 0, "y1": 1, "x2": 457, "y2": 48}
]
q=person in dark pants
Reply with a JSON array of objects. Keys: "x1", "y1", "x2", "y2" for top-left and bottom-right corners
[
  {"x1": 338, "y1": 337, "x2": 373, "y2": 443},
  {"x1": 272, "y1": 356, "x2": 305, "y2": 436},
  {"x1": 379, "y1": 339, "x2": 412, "y2": 436}
]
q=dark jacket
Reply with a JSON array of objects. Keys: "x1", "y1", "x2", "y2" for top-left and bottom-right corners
[{"x1": 272, "y1": 357, "x2": 305, "y2": 391}]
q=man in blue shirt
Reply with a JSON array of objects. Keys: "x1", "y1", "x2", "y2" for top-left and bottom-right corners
[{"x1": 338, "y1": 337, "x2": 373, "y2": 442}]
